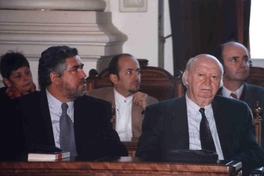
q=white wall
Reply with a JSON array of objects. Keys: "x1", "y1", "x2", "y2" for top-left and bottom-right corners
[
  {"x1": 105, "y1": 0, "x2": 174, "y2": 75},
  {"x1": 250, "y1": 0, "x2": 264, "y2": 60},
  {"x1": 0, "y1": 0, "x2": 174, "y2": 85},
  {"x1": 249, "y1": 0, "x2": 264, "y2": 67},
  {"x1": 163, "y1": 0, "x2": 173, "y2": 75},
  {"x1": 107, "y1": 0, "x2": 159, "y2": 68}
]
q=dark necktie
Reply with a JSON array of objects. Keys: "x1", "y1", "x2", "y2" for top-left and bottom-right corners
[
  {"x1": 230, "y1": 92, "x2": 237, "y2": 99},
  {"x1": 60, "y1": 103, "x2": 77, "y2": 156},
  {"x1": 199, "y1": 108, "x2": 216, "y2": 152}
]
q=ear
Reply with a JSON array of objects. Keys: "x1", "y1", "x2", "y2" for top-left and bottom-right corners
[
  {"x1": 3, "y1": 78, "x2": 12, "y2": 88},
  {"x1": 50, "y1": 72, "x2": 60, "y2": 85},
  {"x1": 219, "y1": 78, "x2": 223, "y2": 87},
  {"x1": 109, "y1": 74, "x2": 118, "y2": 85},
  {"x1": 183, "y1": 70, "x2": 189, "y2": 86}
]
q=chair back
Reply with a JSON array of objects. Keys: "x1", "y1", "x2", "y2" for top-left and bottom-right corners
[
  {"x1": 86, "y1": 66, "x2": 184, "y2": 101},
  {"x1": 246, "y1": 67, "x2": 264, "y2": 87}
]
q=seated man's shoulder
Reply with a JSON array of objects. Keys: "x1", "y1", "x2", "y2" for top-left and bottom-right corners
[
  {"x1": 86, "y1": 87, "x2": 113, "y2": 97},
  {"x1": 245, "y1": 82, "x2": 264, "y2": 92},
  {"x1": 215, "y1": 95, "x2": 249, "y2": 108},
  {"x1": 147, "y1": 95, "x2": 159, "y2": 103},
  {"x1": 148, "y1": 97, "x2": 181, "y2": 110},
  {"x1": 0, "y1": 87, "x2": 8, "y2": 100},
  {"x1": 14, "y1": 90, "x2": 41, "y2": 102},
  {"x1": 79, "y1": 94, "x2": 112, "y2": 106}
]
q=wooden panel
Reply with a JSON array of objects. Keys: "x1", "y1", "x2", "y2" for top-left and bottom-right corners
[
  {"x1": 0, "y1": 157, "x2": 242, "y2": 176},
  {"x1": 246, "y1": 67, "x2": 264, "y2": 87},
  {"x1": 121, "y1": 137, "x2": 138, "y2": 157},
  {"x1": 86, "y1": 66, "x2": 184, "y2": 101}
]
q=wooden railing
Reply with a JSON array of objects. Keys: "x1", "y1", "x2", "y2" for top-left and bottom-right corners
[{"x1": 0, "y1": 157, "x2": 242, "y2": 176}]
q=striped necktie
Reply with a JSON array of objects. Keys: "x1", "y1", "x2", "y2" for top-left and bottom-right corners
[{"x1": 199, "y1": 108, "x2": 216, "y2": 152}]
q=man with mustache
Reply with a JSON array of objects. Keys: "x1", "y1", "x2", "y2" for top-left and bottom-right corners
[
  {"x1": 1, "y1": 46, "x2": 128, "y2": 160},
  {"x1": 87, "y1": 54, "x2": 158, "y2": 140},
  {"x1": 214, "y1": 41, "x2": 264, "y2": 148}
]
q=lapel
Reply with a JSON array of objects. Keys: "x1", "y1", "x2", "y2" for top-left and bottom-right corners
[
  {"x1": 36, "y1": 90, "x2": 55, "y2": 146},
  {"x1": 170, "y1": 96, "x2": 189, "y2": 149},
  {"x1": 217, "y1": 87, "x2": 223, "y2": 96},
  {"x1": 73, "y1": 97, "x2": 83, "y2": 151},
  {"x1": 131, "y1": 102, "x2": 144, "y2": 137},
  {"x1": 211, "y1": 96, "x2": 230, "y2": 158},
  {"x1": 107, "y1": 88, "x2": 115, "y2": 107},
  {"x1": 239, "y1": 83, "x2": 246, "y2": 101}
]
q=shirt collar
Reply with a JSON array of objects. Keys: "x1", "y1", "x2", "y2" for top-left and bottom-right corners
[
  {"x1": 114, "y1": 88, "x2": 133, "y2": 105},
  {"x1": 46, "y1": 89, "x2": 74, "y2": 115},
  {"x1": 186, "y1": 94, "x2": 212, "y2": 116},
  {"x1": 222, "y1": 84, "x2": 244, "y2": 99}
]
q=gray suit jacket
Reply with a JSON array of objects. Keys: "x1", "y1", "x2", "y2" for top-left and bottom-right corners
[{"x1": 87, "y1": 87, "x2": 158, "y2": 137}]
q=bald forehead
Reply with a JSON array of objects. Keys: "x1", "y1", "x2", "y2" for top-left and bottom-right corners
[
  {"x1": 191, "y1": 54, "x2": 217, "y2": 66},
  {"x1": 119, "y1": 55, "x2": 137, "y2": 62},
  {"x1": 223, "y1": 42, "x2": 248, "y2": 52},
  {"x1": 118, "y1": 55, "x2": 138, "y2": 65},
  {"x1": 188, "y1": 54, "x2": 223, "y2": 74}
]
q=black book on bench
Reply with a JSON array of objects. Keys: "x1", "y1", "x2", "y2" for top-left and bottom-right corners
[{"x1": 27, "y1": 144, "x2": 70, "y2": 161}]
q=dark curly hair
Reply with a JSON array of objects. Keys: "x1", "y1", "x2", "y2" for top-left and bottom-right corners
[{"x1": 38, "y1": 45, "x2": 78, "y2": 90}]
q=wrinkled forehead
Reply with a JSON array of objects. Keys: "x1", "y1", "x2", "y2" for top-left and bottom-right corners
[{"x1": 191, "y1": 56, "x2": 223, "y2": 75}]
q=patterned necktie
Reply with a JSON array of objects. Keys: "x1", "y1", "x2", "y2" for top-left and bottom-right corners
[
  {"x1": 60, "y1": 103, "x2": 77, "y2": 156},
  {"x1": 199, "y1": 108, "x2": 216, "y2": 152},
  {"x1": 230, "y1": 92, "x2": 237, "y2": 99}
]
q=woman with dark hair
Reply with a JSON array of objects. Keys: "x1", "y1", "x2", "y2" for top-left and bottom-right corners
[
  {"x1": 0, "y1": 51, "x2": 36, "y2": 160},
  {"x1": 0, "y1": 51, "x2": 36, "y2": 103}
]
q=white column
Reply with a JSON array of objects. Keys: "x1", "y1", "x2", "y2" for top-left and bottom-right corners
[
  {"x1": 0, "y1": 0, "x2": 106, "y2": 11},
  {"x1": 0, "y1": 0, "x2": 127, "y2": 85}
]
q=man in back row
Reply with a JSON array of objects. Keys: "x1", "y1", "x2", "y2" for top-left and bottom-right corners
[
  {"x1": 136, "y1": 54, "x2": 264, "y2": 170},
  {"x1": 214, "y1": 41, "x2": 264, "y2": 148},
  {"x1": 0, "y1": 45, "x2": 128, "y2": 160},
  {"x1": 87, "y1": 54, "x2": 158, "y2": 140}
]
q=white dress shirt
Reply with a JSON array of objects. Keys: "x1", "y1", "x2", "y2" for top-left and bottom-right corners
[
  {"x1": 222, "y1": 84, "x2": 244, "y2": 99},
  {"x1": 114, "y1": 89, "x2": 133, "y2": 140},
  {"x1": 46, "y1": 89, "x2": 74, "y2": 148},
  {"x1": 186, "y1": 95, "x2": 224, "y2": 160}
]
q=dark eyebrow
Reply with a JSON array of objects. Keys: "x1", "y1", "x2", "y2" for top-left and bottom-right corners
[
  {"x1": 71, "y1": 63, "x2": 83, "y2": 70},
  {"x1": 243, "y1": 55, "x2": 249, "y2": 59},
  {"x1": 126, "y1": 68, "x2": 140, "y2": 71},
  {"x1": 231, "y1": 56, "x2": 239, "y2": 59}
]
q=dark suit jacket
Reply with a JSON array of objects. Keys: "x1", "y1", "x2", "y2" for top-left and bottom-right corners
[
  {"x1": 0, "y1": 87, "x2": 17, "y2": 160},
  {"x1": 136, "y1": 95, "x2": 264, "y2": 169},
  {"x1": 218, "y1": 83, "x2": 264, "y2": 148},
  {"x1": 1, "y1": 90, "x2": 128, "y2": 160}
]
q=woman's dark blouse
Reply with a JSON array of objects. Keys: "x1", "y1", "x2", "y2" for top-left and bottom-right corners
[{"x1": 0, "y1": 87, "x2": 10, "y2": 106}]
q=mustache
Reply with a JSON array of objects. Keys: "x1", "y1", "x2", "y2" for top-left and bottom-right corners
[
  {"x1": 132, "y1": 80, "x2": 140, "y2": 84},
  {"x1": 79, "y1": 78, "x2": 86, "y2": 84}
]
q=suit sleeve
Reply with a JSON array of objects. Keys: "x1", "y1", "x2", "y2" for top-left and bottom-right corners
[
  {"x1": 136, "y1": 104, "x2": 163, "y2": 160},
  {"x1": 231, "y1": 103, "x2": 264, "y2": 169},
  {"x1": 0, "y1": 98, "x2": 27, "y2": 160},
  {"x1": 76, "y1": 97, "x2": 128, "y2": 160}
]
